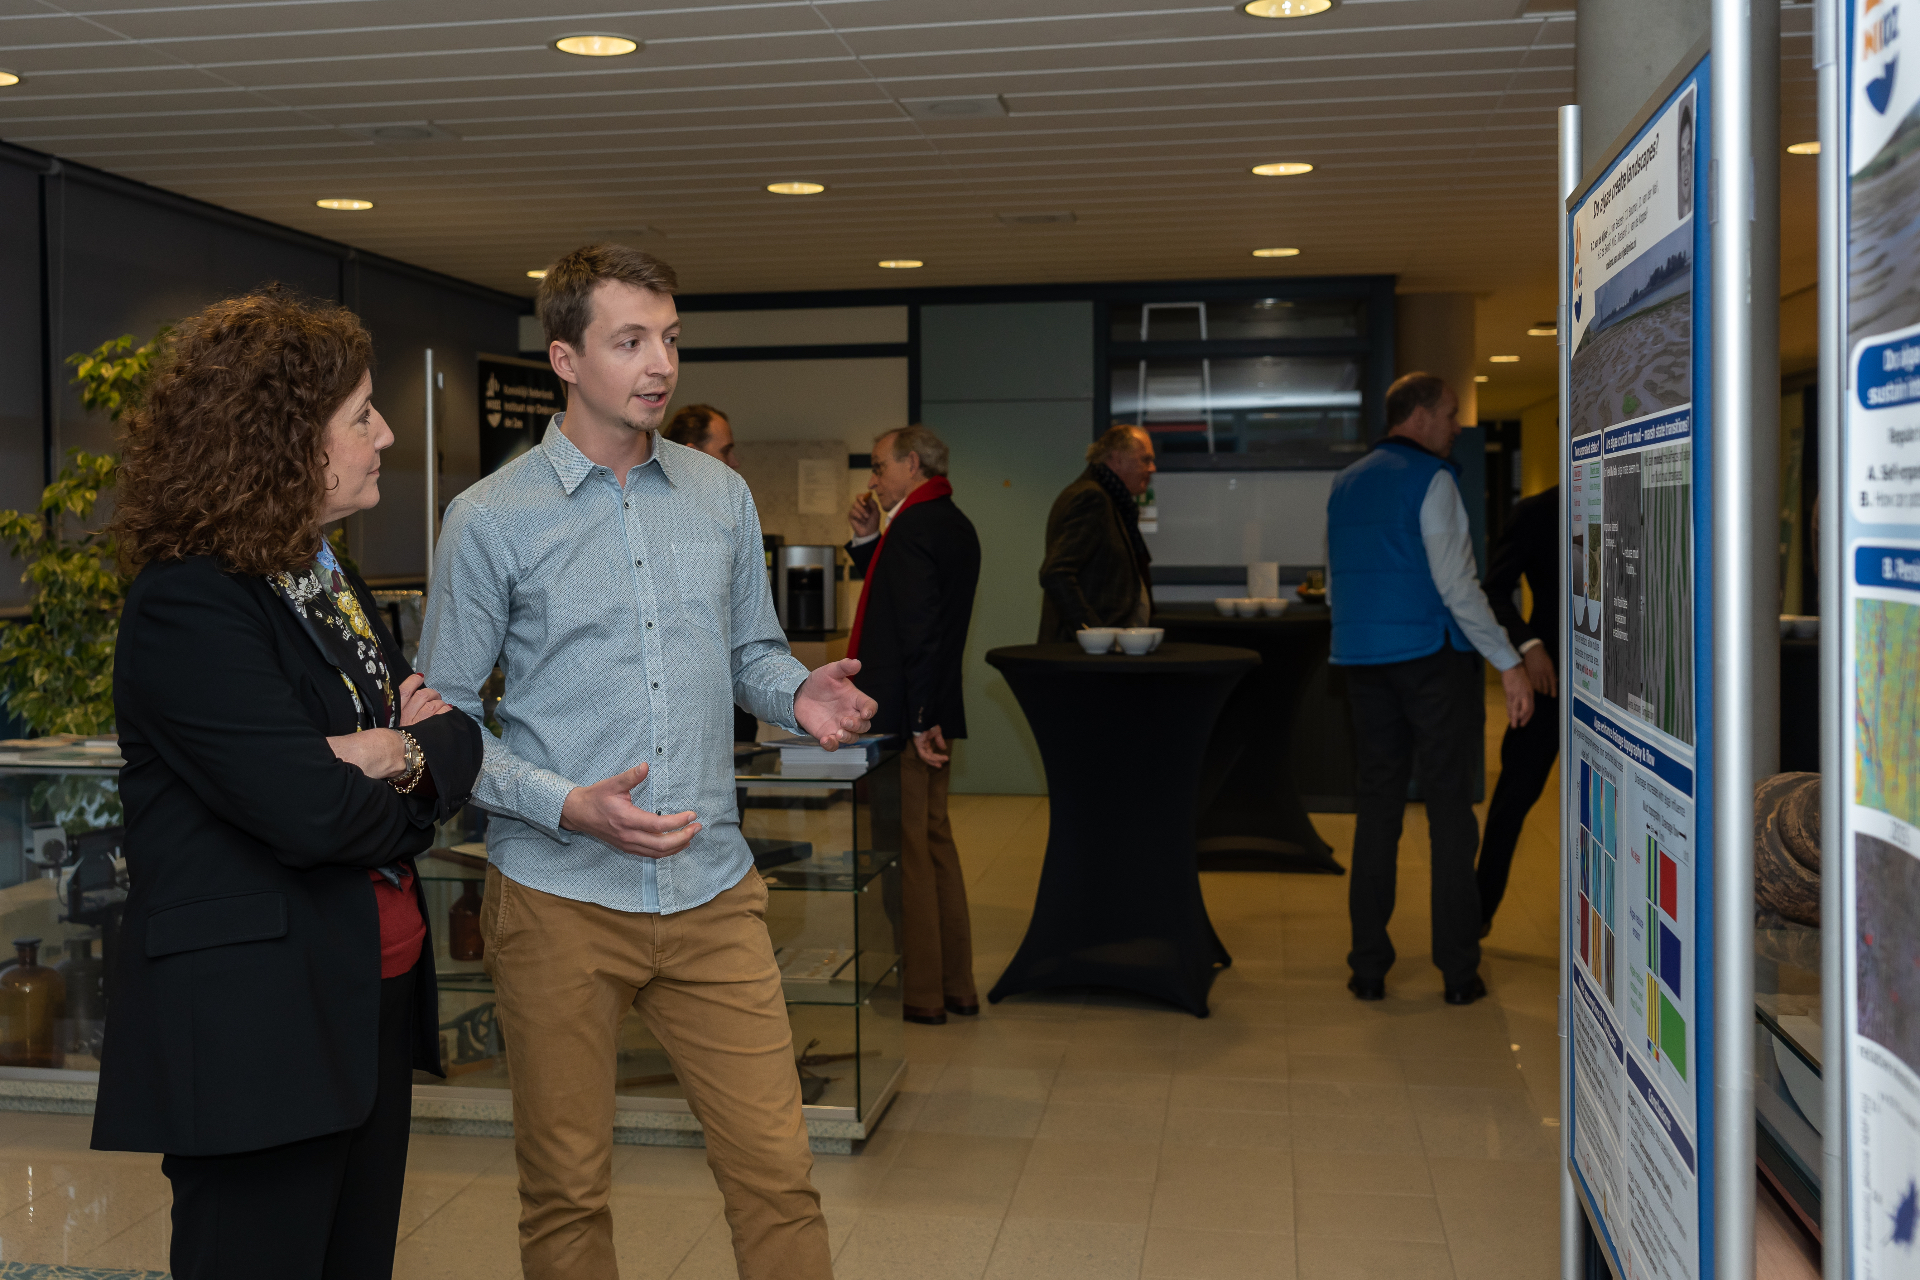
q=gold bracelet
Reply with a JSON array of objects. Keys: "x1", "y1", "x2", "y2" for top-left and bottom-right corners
[{"x1": 390, "y1": 730, "x2": 426, "y2": 794}]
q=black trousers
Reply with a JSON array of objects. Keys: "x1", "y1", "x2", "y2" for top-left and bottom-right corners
[
  {"x1": 1344, "y1": 647, "x2": 1484, "y2": 987},
  {"x1": 1477, "y1": 687, "x2": 1560, "y2": 927},
  {"x1": 163, "y1": 966, "x2": 418, "y2": 1280}
]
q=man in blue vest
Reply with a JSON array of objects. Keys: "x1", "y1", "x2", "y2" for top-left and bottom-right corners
[{"x1": 1327, "y1": 372, "x2": 1535, "y2": 1006}]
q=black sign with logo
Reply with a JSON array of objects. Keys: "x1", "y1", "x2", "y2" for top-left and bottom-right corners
[{"x1": 479, "y1": 355, "x2": 566, "y2": 476}]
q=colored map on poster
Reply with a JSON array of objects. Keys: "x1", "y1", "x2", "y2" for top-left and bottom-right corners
[{"x1": 1856, "y1": 597, "x2": 1920, "y2": 824}]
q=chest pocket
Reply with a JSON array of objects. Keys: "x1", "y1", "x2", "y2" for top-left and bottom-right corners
[{"x1": 672, "y1": 540, "x2": 733, "y2": 636}]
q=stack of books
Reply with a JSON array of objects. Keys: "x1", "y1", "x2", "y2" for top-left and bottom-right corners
[{"x1": 764, "y1": 734, "x2": 886, "y2": 779}]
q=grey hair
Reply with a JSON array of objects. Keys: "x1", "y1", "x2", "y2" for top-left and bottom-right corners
[
  {"x1": 876, "y1": 423, "x2": 949, "y2": 477},
  {"x1": 1087, "y1": 424, "x2": 1150, "y2": 466}
]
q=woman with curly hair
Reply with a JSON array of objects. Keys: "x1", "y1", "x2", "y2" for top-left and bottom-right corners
[{"x1": 91, "y1": 289, "x2": 482, "y2": 1280}]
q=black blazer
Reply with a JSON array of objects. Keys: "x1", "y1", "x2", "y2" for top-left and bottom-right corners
[
  {"x1": 1037, "y1": 470, "x2": 1148, "y2": 642},
  {"x1": 92, "y1": 555, "x2": 481, "y2": 1157},
  {"x1": 845, "y1": 493, "x2": 981, "y2": 739},
  {"x1": 1486, "y1": 485, "x2": 1562, "y2": 666}
]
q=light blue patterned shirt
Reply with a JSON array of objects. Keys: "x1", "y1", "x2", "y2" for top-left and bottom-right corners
[{"x1": 418, "y1": 417, "x2": 809, "y2": 915}]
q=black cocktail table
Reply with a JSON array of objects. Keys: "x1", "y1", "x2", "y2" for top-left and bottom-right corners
[
  {"x1": 1154, "y1": 608, "x2": 1344, "y2": 874},
  {"x1": 984, "y1": 641, "x2": 1260, "y2": 1016}
]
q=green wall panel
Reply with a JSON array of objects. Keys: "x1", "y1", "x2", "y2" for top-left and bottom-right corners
[{"x1": 920, "y1": 302, "x2": 1094, "y2": 794}]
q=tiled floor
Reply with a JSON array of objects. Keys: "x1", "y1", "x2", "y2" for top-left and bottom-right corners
[{"x1": 0, "y1": 678, "x2": 1569, "y2": 1278}]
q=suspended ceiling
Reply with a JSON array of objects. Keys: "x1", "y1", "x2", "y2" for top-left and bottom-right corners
[{"x1": 0, "y1": 0, "x2": 1819, "y2": 414}]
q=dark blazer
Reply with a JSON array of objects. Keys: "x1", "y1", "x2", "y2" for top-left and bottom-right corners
[
  {"x1": 845, "y1": 493, "x2": 981, "y2": 738},
  {"x1": 1486, "y1": 485, "x2": 1561, "y2": 665},
  {"x1": 93, "y1": 555, "x2": 481, "y2": 1157},
  {"x1": 1037, "y1": 469, "x2": 1148, "y2": 642}
]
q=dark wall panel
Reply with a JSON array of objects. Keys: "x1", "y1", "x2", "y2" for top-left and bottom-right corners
[
  {"x1": 0, "y1": 156, "x2": 45, "y2": 608},
  {"x1": 50, "y1": 175, "x2": 341, "y2": 463},
  {"x1": 348, "y1": 260, "x2": 521, "y2": 580}
]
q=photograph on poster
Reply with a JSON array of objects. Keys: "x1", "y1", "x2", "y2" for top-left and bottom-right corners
[
  {"x1": 1855, "y1": 593, "x2": 1920, "y2": 821},
  {"x1": 1856, "y1": 832, "x2": 1920, "y2": 1074},
  {"x1": 1571, "y1": 433, "x2": 1606, "y2": 701},
  {"x1": 1602, "y1": 417, "x2": 1695, "y2": 745},
  {"x1": 1569, "y1": 86, "x2": 1697, "y2": 440}
]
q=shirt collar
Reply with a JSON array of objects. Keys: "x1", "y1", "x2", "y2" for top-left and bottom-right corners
[{"x1": 541, "y1": 413, "x2": 676, "y2": 495}]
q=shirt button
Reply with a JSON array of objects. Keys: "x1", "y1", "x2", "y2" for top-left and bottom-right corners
[
  {"x1": 657, "y1": 746, "x2": 663, "y2": 753},
  {"x1": 635, "y1": 559, "x2": 642, "y2": 566},
  {"x1": 652, "y1": 682, "x2": 659, "y2": 688},
  {"x1": 646, "y1": 621, "x2": 654, "y2": 628},
  {"x1": 625, "y1": 501, "x2": 631, "y2": 509}
]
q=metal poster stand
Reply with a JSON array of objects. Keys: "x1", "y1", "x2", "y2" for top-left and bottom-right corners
[
  {"x1": 1558, "y1": 3, "x2": 1778, "y2": 1272},
  {"x1": 1819, "y1": 0, "x2": 1920, "y2": 1274}
]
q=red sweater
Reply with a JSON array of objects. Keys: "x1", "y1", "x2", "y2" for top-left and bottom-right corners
[{"x1": 369, "y1": 866, "x2": 426, "y2": 978}]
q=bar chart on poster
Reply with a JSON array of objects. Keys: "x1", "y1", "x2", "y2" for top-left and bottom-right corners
[
  {"x1": 1563, "y1": 53, "x2": 1711, "y2": 1280},
  {"x1": 1836, "y1": 0, "x2": 1920, "y2": 1274}
]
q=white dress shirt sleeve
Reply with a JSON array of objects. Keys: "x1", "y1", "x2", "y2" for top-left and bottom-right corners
[{"x1": 1419, "y1": 470, "x2": 1522, "y2": 671}]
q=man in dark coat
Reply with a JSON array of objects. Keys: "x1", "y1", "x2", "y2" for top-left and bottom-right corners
[
  {"x1": 1037, "y1": 424, "x2": 1157, "y2": 642},
  {"x1": 845, "y1": 424, "x2": 982, "y2": 1025},
  {"x1": 1476, "y1": 483, "x2": 1561, "y2": 935}
]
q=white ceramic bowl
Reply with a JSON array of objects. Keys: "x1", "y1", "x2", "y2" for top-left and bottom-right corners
[
  {"x1": 1214, "y1": 597, "x2": 1238, "y2": 616},
  {"x1": 1076, "y1": 627, "x2": 1120, "y2": 654},
  {"x1": 1118, "y1": 627, "x2": 1163, "y2": 656},
  {"x1": 1260, "y1": 598, "x2": 1289, "y2": 618},
  {"x1": 1231, "y1": 598, "x2": 1261, "y2": 618}
]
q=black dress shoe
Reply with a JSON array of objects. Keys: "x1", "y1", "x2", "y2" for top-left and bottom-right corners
[
  {"x1": 1347, "y1": 975, "x2": 1385, "y2": 1001},
  {"x1": 903, "y1": 1005, "x2": 948, "y2": 1026},
  {"x1": 1444, "y1": 975, "x2": 1488, "y2": 1006},
  {"x1": 945, "y1": 998, "x2": 980, "y2": 1017}
]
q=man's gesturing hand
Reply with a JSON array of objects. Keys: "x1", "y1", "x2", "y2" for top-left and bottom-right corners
[
  {"x1": 1499, "y1": 664, "x2": 1536, "y2": 729},
  {"x1": 1521, "y1": 644, "x2": 1558, "y2": 699},
  {"x1": 560, "y1": 763, "x2": 700, "y2": 859},
  {"x1": 795, "y1": 658, "x2": 878, "y2": 749}
]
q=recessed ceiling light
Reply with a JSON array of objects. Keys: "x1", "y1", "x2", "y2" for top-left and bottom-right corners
[
  {"x1": 1787, "y1": 140, "x2": 1821, "y2": 155},
  {"x1": 0, "y1": 71, "x2": 20, "y2": 88},
  {"x1": 1251, "y1": 162, "x2": 1314, "y2": 177},
  {"x1": 1526, "y1": 325, "x2": 1557, "y2": 337},
  {"x1": 1252, "y1": 247, "x2": 1301, "y2": 258},
  {"x1": 554, "y1": 34, "x2": 639, "y2": 57},
  {"x1": 315, "y1": 198, "x2": 374, "y2": 211},
  {"x1": 527, "y1": 269, "x2": 548, "y2": 279},
  {"x1": 877, "y1": 259, "x2": 923, "y2": 269},
  {"x1": 767, "y1": 181, "x2": 826, "y2": 195},
  {"x1": 1489, "y1": 355, "x2": 1520, "y2": 363},
  {"x1": 1244, "y1": 0, "x2": 1335, "y2": 15},
  {"x1": 1474, "y1": 375, "x2": 1489, "y2": 383}
]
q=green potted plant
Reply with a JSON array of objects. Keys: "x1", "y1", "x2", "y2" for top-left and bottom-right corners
[{"x1": 0, "y1": 327, "x2": 169, "y2": 828}]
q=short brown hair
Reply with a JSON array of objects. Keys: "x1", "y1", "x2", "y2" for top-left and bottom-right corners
[
  {"x1": 1087, "y1": 424, "x2": 1150, "y2": 466},
  {"x1": 1385, "y1": 372, "x2": 1449, "y2": 428},
  {"x1": 665, "y1": 404, "x2": 726, "y2": 449},
  {"x1": 876, "y1": 424, "x2": 949, "y2": 477},
  {"x1": 536, "y1": 244, "x2": 679, "y2": 350},
  {"x1": 114, "y1": 289, "x2": 372, "y2": 576}
]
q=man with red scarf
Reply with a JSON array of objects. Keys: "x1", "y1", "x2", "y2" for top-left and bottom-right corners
[{"x1": 845, "y1": 425, "x2": 982, "y2": 1025}]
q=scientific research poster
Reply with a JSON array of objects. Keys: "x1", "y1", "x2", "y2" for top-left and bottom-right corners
[
  {"x1": 1842, "y1": 0, "x2": 1920, "y2": 1272},
  {"x1": 1564, "y1": 60, "x2": 1707, "y2": 1280}
]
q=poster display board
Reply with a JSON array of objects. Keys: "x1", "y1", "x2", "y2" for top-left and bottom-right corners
[
  {"x1": 1564, "y1": 57, "x2": 1713, "y2": 1280},
  {"x1": 1837, "y1": 2, "x2": 1920, "y2": 1273},
  {"x1": 478, "y1": 354, "x2": 567, "y2": 476}
]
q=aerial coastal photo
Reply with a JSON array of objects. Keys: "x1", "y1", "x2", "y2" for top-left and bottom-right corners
[
  {"x1": 1850, "y1": 96, "x2": 1920, "y2": 347},
  {"x1": 1570, "y1": 221, "x2": 1694, "y2": 437}
]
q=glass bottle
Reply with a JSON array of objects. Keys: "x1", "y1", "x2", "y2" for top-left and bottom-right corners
[
  {"x1": 58, "y1": 934, "x2": 106, "y2": 1058},
  {"x1": 0, "y1": 939, "x2": 66, "y2": 1068},
  {"x1": 448, "y1": 880, "x2": 485, "y2": 962}
]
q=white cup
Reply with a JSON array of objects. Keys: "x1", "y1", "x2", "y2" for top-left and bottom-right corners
[
  {"x1": 1260, "y1": 598, "x2": 1289, "y2": 618},
  {"x1": 1232, "y1": 598, "x2": 1261, "y2": 618},
  {"x1": 1076, "y1": 627, "x2": 1121, "y2": 654},
  {"x1": 1214, "y1": 597, "x2": 1238, "y2": 616},
  {"x1": 1118, "y1": 627, "x2": 1163, "y2": 655}
]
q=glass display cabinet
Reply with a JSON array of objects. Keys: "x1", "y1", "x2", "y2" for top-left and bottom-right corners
[
  {"x1": 0, "y1": 742, "x2": 907, "y2": 1155},
  {"x1": 413, "y1": 746, "x2": 907, "y2": 1155},
  {"x1": 1755, "y1": 909, "x2": 1823, "y2": 1234}
]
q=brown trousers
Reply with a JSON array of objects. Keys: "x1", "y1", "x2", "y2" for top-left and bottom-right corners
[
  {"x1": 899, "y1": 749, "x2": 978, "y2": 1010},
  {"x1": 481, "y1": 866, "x2": 831, "y2": 1280}
]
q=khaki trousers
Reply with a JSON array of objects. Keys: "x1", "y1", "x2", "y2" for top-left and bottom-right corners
[
  {"x1": 899, "y1": 749, "x2": 977, "y2": 1011},
  {"x1": 481, "y1": 866, "x2": 831, "y2": 1280}
]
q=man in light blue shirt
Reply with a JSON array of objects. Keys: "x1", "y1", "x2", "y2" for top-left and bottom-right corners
[{"x1": 419, "y1": 244, "x2": 873, "y2": 1280}]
